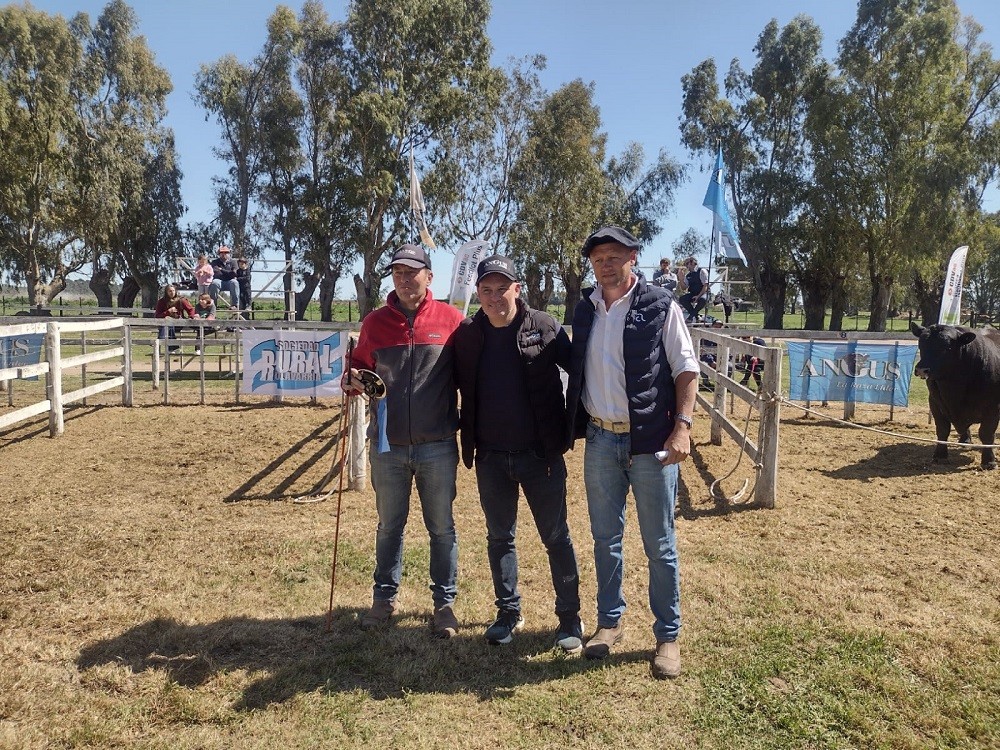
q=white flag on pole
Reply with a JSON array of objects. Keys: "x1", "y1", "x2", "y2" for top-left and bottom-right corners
[
  {"x1": 449, "y1": 239, "x2": 491, "y2": 315},
  {"x1": 938, "y1": 245, "x2": 969, "y2": 325},
  {"x1": 409, "y1": 148, "x2": 436, "y2": 249}
]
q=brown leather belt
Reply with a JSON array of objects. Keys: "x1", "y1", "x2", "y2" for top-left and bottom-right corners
[{"x1": 589, "y1": 415, "x2": 629, "y2": 434}]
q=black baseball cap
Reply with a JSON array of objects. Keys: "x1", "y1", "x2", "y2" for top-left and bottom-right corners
[
  {"x1": 476, "y1": 255, "x2": 518, "y2": 284},
  {"x1": 581, "y1": 226, "x2": 641, "y2": 257},
  {"x1": 390, "y1": 243, "x2": 431, "y2": 270}
]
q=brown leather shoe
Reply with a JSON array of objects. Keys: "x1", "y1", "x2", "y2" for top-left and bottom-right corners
[
  {"x1": 651, "y1": 640, "x2": 681, "y2": 679},
  {"x1": 432, "y1": 604, "x2": 459, "y2": 639},
  {"x1": 583, "y1": 622, "x2": 624, "y2": 659},
  {"x1": 360, "y1": 599, "x2": 396, "y2": 630}
]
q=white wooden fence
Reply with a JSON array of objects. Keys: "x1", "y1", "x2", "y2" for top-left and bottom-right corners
[
  {"x1": 0, "y1": 318, "x2": 128, "y2": 436},
  {"x1": 693, "y1": 328, "x2": 782, "y2": 508}
]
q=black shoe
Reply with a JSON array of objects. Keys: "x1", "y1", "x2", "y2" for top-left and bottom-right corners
[{"x1": 484, "y1": 610, "x2": 524, "y2": 645}]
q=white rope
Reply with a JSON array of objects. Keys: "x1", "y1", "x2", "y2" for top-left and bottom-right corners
[
  {"x1": 708, "y1": 391, "x2": 762, "y2": 503},
  {"x1": 777, "y1": 397, "x2": 1000, "y2": 450}
]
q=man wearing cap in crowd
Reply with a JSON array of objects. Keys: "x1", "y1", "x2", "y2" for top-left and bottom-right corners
[
  {"x1": 209, "y1": 245, "x2": 239, "y2": 311},
  {"x1": 453, "y1": 255, "x2": 584, "y2": 652},
  {"x1": 678, "y1": 256, "x2": 710, "y2": 323},
  {"x1": 565, "y1": 225, "x2": 699, "y2": 679},
  {"x1": 345, "y1": 243, "x2": 465, "y2": 639}
]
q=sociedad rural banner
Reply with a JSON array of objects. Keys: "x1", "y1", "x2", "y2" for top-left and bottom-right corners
[
  {"x1": 241, "y1": 329, "x2": 348, "y2": 397},
  {"x1": 786, "y1": 341, "x2": 918, "y2": 406},
  {"x1": 0, "y1": 333, "x2": 44, "y2": 378}
]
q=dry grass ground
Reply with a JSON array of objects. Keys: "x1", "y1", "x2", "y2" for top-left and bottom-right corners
[{"x1": 1, "y1": 388, "x2": 998, "y2": 749}]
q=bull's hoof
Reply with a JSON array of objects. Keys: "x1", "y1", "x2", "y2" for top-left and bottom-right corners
[
  {"x1": 932, "y1": 453, "x2": 948, "y2": 463},
  {"x1": 983, "y1": 461, "x2": 997, "y2": 471}
]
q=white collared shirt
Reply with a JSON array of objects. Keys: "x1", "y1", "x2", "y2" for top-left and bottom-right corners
[{"x1": 582, "y1": 275, "x2": 700, "y2": 423}]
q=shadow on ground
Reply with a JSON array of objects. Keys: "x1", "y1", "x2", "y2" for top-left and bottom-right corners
[{"x1": 77, "y1": 611, "x2": 654, "y2": 709}]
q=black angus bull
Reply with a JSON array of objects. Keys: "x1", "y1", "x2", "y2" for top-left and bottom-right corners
[{"x1": 910, "y1": 322, "x2": 1000, "y2": 469}]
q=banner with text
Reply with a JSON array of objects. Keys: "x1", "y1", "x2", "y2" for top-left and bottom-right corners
[
  {"x1": 241, "y1": 329, "x2": 348, "y2": 397},
  {"x1": 1, "y1": 333, "x2": 44, "y2": 379},
  {"x1": 786, "y1": 341, "x2": 917, "y2": 406}
]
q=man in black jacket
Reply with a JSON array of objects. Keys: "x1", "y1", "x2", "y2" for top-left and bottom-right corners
[{"x1": 454, "y1": 255, "x2": 583, "y2": 652}]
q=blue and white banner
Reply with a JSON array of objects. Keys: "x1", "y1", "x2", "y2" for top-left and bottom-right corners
[
  {"x1": 1, "y1": 333, "x2": 44, "y2": 379},
  {"x1": 786, "y1": 341, "x2": 918, "y2": 406},
  {"x1": 241, "y1": 329, "x2": 348, "y2": 397}
]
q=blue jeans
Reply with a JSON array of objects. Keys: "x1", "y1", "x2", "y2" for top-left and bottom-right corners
[
  {"x1": 583, "y1": 423, "x2": 681, "y2": 642},
  {"x1": 474, "y1": 450, "x2": 580, "y2": 617},
  {"x1": 210, "y1": 278, "x2": 238, "y2": 308},
  {"x1": 369, "y1": 438, "x2": 459, "y2": 608}
]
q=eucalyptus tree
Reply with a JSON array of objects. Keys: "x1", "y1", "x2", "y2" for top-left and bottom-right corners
[
  {"x1": 681, "y1": 16, "x2": 829, "y2": 329},
  {"x1": 835, "y1": 0, "x2": 1000, "y2": 330},
  {"x1": 427, "y1": 55, "x2": 544, "y2": 254},
  {"x1": 194, "y1": 9, "x2": 296, "y2": 258},
  {"x1": 510, "y1": 79, "x2": 606, "y2": 319},
  {"x1": 0, "y1": 4, "x2": 85, "y2": 305},
  {"x1": 73, "y1": 0, "x2": 173, "y2": 308},
  {"x1": 336, "y1": 0, "x2": 496, "y2": 316}
]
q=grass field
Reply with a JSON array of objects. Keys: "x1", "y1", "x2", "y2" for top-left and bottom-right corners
[{"x1": 1, "y1": 377, "x2": 997, "y2": 749}]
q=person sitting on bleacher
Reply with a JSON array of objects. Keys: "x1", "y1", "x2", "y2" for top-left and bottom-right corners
[
  {"x1": 154, "y1": 284, "x2": 195, "y2": 352},
  {"x1": 236, "y1": 257, "x2": 252, "y2": 317}
]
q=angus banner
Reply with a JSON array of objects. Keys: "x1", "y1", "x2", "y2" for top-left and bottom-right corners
[
  {"x1": 241, "y1": 329, "x2": 349, "y2": 397},
  {"x1": 786, "y1": 341, "x2": 918, "y2": 406}
]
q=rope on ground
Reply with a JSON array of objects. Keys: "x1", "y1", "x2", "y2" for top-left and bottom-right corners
[
  {"x1": 708, "y1": 391, "x2": 763, "y2": 504},
  {"x1": 778, "y1": 397, "x2": 1000, "y2": 450},
  {"x1": 292, "y1": 393, "x2": 354, "y2": 504}
]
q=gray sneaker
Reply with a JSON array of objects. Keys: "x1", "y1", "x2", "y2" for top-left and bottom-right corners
[
  {"x1": 583, "y1": 622, "x2": 624, "y2": 659},
  {"x1": 554, "y1": 614, "x2": 585, "y2": 654},
  {"x1": 484, "y1": 610, "x2": 525, "y2": 645},
  {"x1": 360, "y1": 599, "x2": 396, "y2": 631}
]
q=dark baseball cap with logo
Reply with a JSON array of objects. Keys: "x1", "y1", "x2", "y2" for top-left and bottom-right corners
[
  {"x1": 390, "y1": 243, "x2": 431, "y2": 270},
  {"x1": 581, "y1": 226, "x2": 641, "y2": 257},
  {"x1": 476, "y1": 255, "x2": 518, "y2": 284}
]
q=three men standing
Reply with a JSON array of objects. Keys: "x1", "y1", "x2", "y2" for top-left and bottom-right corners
[
  {"x1": 565, "y1": 226, "x2": 699, "y2": 679},
  {"x1": 454, "y1": 256, "x2": 584, "y2": 652}
]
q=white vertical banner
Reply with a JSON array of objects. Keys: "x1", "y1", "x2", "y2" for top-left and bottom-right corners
[
  {"x1": 449, "y1": 239, "x2": 491, "y2": 315},
  {"x1": 938, "y1": 245, "x2": 969, "y2": 326},
  {"x1": 242, "y1": 329, "x2": 349, "y2": 397},
  {"x1": 409, "y1": 147, "x2": 436, "y2": 249}
]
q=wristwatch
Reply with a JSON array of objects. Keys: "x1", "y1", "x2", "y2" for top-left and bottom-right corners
[{"x1": 674, "y1": 413, "x2": 693, "y2": 428}]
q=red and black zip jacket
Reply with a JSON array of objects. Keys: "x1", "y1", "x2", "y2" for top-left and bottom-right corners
[{"x1": 352, "y1": 289, "x2": 464, "y2": 446}]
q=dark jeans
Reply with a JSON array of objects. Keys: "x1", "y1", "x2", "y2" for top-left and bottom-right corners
[
  {"x1": 679, "y1": 292, "x2": 706, "y2": 319},
  {"x1": 474, "y1": 449, "x2": 580, "y2": 617}
]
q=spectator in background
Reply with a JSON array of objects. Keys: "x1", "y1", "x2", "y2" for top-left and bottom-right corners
[
  {"x1": 154, "y1": 284, "x2": 195, "y2": 352},
  {"x1": 652, "y1": 258, "x2": 677, "y2": 293},
  {"x1": 210, "y1": 245, "x2": 239, "y2": 310},
  {"x1": 192, "y1": 292, "x2": 216, "y2": 353},
  {"x1": 236, "y1": 257, "x2": 252, "y2": 316},
  {"x1": 679, "y1": 257, "x2": 710, "y2": 323},
  {"x1": 713, "y1": 291, "x2": 734, "y2": 323},
  {"x1": 193, "y1": 254, "x2": 214, "y2": 296}
]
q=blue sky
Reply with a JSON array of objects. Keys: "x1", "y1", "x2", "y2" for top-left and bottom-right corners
[{"x1": 25, "y1": 0, "x2": 1000, "y2": 297}]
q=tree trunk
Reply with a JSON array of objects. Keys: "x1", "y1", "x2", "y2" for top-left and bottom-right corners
[
  {"x1": 757, "y1": 266, "x2": 787, "y2": 330},
  {"x1": 522, "y1": 265, "x2": 547, "y2": 311},
  {"x1": 828, "y1": 276, "x2": 847, "y2": 331},
  {"x1": 562, "y1": 266, "x2": 582, "y2": 325},
  {"x1": 354, "y1": 272, "x2": 381, "y2": 319},
  {"x1": 319, "y1": 271, "x2": 339, "y2": 323},
  {"x1": 801, "y1": 291, "x2": 826, "y2": 331},
  {"x1": 296, "y1": 271, "x2": 321, "y2": 321},
  {"x1": 118, "y1": 277, "x2": 140, "y2": 310},
  {"x1": 89, "y1": 268, "x2": 114, "y2": 311},
  {"x1": 867, "y1": 276, "x2": 893, "y2": 332}
]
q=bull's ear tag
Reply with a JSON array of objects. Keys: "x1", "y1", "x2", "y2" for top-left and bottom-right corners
[{"x1": 357, "y1": 369, "x2": 386, "y2": 400}]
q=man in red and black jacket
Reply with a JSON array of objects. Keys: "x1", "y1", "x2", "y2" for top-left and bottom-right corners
[{"x1": 345, "y1": 243, "x2": 464, "y2": 639}]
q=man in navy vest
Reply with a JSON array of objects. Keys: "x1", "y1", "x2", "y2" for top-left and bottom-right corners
[
  {"x1": 565, "y1": 226, "x2": 699, "y2": 679},
  {"x1": 678, "y1": 256, "x2": 710, "y2": 322}
]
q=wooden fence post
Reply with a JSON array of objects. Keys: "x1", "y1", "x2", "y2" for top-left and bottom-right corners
[
  {"x1": 757, "y1": 345, "x2": 782, "y2": 509},
  {"x1": 46, "y1": 321, "x2": 63, "y2": 436}
]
